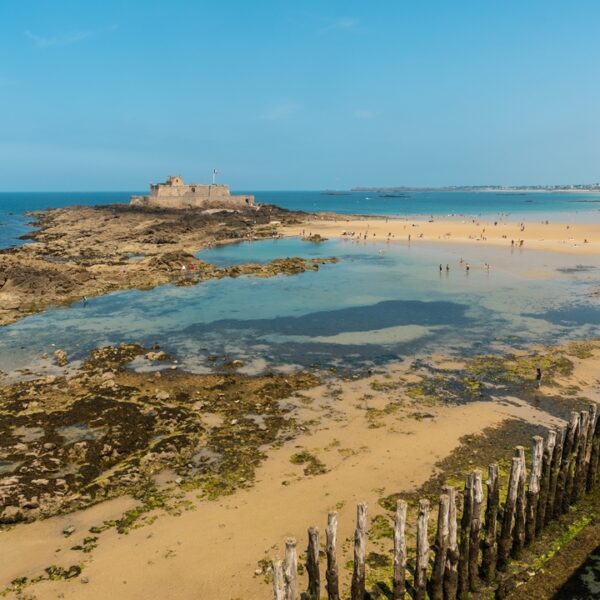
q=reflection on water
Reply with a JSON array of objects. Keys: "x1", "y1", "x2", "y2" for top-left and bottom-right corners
[{"x1": 1, "y1": 238, "x2": 599, "y2": 376}]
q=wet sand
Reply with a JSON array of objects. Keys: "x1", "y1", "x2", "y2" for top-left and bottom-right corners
[{"x1": 1, "y1": 345, "x2": 598, "y2": 599}]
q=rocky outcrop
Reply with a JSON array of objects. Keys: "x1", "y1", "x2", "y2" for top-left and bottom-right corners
[{"x1": 0, "y1": 203, "x2": 327, "y2": 326}]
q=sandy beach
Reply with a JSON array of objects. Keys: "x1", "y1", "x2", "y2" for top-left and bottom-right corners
[{"x1": 284, "y1": 215, "x2": 600, "y2": 255}]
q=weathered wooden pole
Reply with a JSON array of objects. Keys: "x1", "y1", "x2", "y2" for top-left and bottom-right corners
[
  {"x1": 272, "y1": 558, "x2": 285, "y2": 600},
  {"x1": 585, "y1": 404, "x2": 598, "y2": 484},
  {"x1": 443, "y1": 486, "x2": 459, "y2": 600},
  {"x1": 561, "y1": 411, "x2": 580, "y2": 513},
  {"x1": 430, "y1": 493, "x2": 449, "y2": 600},
  {"x1": 350, "y1": 503, "x2": 367, "y2": 600},
  {"x1": 481, "y1": 464, "x2": 499, "y2": 584},
  {"x1": 497, "y1": 456, "x2": 521, "y2": 571},
  {"x1": 468, "y1": 470, "x2": 483, "y2": 593},
  {"x1": 583, "y1": 405, "x2": 597, "y2": 492},
  {"x1": 325, "y1": 512, "x2": 340, "y2": 600},
  {"x1": 588, "y1": 414, "x2": 600, "y2": 492},
  {"x1": 511, "y1": 446, "x2": 527, "y2": 559},
  {"x1": 525, "y1": 436, "x2": 543, "y2": 545},
  {"x1": 306, "y1": 526, "x2": 320, "y2": 600},
  {"x1": 284, "y1": 537, "x2": 298, "y2": 600},
  {"x1": 457, "y1": 474, "x2": 473, "y2": 599},
  {"x1": 573, "y1": 410, "x2": 590, "y2": 503},
  {"x1": 393, "y1": 500, "x2": 407, "y2": 600},
  {"x1": 414, "y1": 499, "x2": 430, "y2": 600},
  {"x1": 536, "y1": 430, "x2": 556, "y2": 534},
  {"x1": 546, "y1": 427, "x2": 564, "y2": 523}
]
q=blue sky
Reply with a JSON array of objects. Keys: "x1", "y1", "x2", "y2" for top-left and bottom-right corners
[{"x1": 1, "y1": 0, "x2": 599, "y2": 190}]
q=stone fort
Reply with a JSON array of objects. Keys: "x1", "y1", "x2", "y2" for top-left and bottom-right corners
[{"x1": 131, "y1": 176, "x2": 255, "y2": 209}]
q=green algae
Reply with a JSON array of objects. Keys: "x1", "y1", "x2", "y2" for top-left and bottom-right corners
[
  {"x1": 70, "y1": 536, "x2": 98, "y2": 553},
  {"x1": 0, "y1": 344, "x2": 321, "y2": 525},
  {"x1": 532, "y1": 514, "x2": 593, "y2": 571},
  {"x1": 289, "y1": 450, "x2": 328, "y2": 476},
  {"x1": 369, "y1": 514, "x2": 394, "y2": 541}
]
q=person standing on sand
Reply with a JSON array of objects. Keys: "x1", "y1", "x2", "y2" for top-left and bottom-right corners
[{"x1": 536, "y1": 367, "x2": 542, "y2": 388}]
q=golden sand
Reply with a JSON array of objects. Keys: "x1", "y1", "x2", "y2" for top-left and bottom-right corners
[{"x1": 284, "y1": 216, "x2": 600, "y2": 255}]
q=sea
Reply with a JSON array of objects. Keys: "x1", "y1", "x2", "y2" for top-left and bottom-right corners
[{"x1": 1, "y1": 190, "x2": 600, "y2": 377}]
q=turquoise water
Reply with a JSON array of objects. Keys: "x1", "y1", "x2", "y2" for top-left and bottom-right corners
[
  {"x1": 2, "y1": 190, "x2": 600, "y2": 249},
  {"x1": 1, "y1": 238, "x2": 598, "y2": 377}
]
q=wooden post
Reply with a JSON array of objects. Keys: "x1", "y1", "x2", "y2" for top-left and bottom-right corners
[
  {"x1": 481, "y1": 464, "x2": 499, "y2": 584},
  {"x1": 306, "y1": 526, "x2": 320, "y2": 600},
  {"x1": 430, "y1": 494, "x2": 449, "y2": 600},
  {"x1": 457, "y1": 474, "x2": 473, "y2": 599},
  {"x1": 393, "y1": 500, "x2": 407, "y2": 600},
  {"x1": 414, "y1": 499, "x2": 430, "y2": 600},
  {"x1": 536, "y1": 430, "x2": 556, "y2": 534},
  {"x1": 573, "y1": 410, "x2": 590, "y2": 503},
  {"x1": 547, "y1": 427, "x2": 564, "y2": 523},
  {"x1": 284, "y1": 538, "x2": 298, "y2": 600},
  {"x1": 588, "y1": 414, "x2": 600, "y2": 492},
  {"x1": 525, "y1": 436, "x2": 543, "y2": 545},
  {"x1": 469, "y1": 470, "x2": 483, "y2": 593},
  {"x1": 272, "y1": 558, "x2": 285, "y2": 600},
  {"x1": 498, "y1": 456, "x2": 521, "y2": 571},
  {"x1": 443, "y1": 486, "x2": 459, "y2": 600},
  {"x1": 325, "y1": 512, "x2": 340, "y2": 600},
  {"x1": 583, "y1": 405, "x2": 597, "y2": 492},
  {"x1": 511, "y1": 446, "x2": 527, "y2": 559},
  {"x1": 561, "y1": 411, "x2": 580, "y2": 513},
  {"x1": 350, "y1": 503, "x2": 367, "y2": 600}
]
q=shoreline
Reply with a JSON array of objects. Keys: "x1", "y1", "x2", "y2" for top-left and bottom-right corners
[
  {"x1": 1, "y1": 204, "x2": 599, "y2": 330},
  {"x1": 282, "y1": 214, "x2": 600, "y2": 256}
]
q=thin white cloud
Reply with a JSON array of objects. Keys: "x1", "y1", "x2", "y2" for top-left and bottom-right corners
[
  {"x1": 259, "y1": 102, "x2": 299, "y2": 121},
  {"x1": 25, "y1": 30, "x2": 93, "y2": 48},
  {"x1": 329, "y1": 17, "x2": 359, "y2": 30},
  {"x1": 353, "y1": 109, "x2": 375, "y2": 119},
  {"x1": 319, "y1": 17, "x2": 360, "y2": 33}
]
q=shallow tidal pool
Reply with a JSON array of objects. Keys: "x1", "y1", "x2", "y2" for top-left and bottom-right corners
[{"x1": 1, "y1": 237, "x2": 599, "y2": 376}]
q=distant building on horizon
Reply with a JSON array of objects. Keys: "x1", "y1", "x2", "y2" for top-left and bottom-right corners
[{"x1": 131, "y1": 175, "x2": 255, "y2": 210}]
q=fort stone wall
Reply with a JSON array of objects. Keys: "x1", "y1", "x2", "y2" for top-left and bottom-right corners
[{"x1": 131, "y1": 176, "x2": 254, "y2": 210}]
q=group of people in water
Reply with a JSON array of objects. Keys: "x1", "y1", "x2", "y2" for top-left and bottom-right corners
[{"x1": 438, "y1": 258, "x2": 491, "y2": 274}]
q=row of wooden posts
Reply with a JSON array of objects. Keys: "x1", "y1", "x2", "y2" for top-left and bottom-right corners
[{"x1": 271, "y1": 404, "x2": 600, "y2": 599}]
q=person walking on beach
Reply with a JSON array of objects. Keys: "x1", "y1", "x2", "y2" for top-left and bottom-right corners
[
  {"x1": 439, "y1": 264, "x2": 443, "y2": 272},
  {"x1": 536, "y1": 367, "x2": 542, "y2": 388},
  {"x1": 82, "y1": 295, "x2": 88, "y2": 306}
]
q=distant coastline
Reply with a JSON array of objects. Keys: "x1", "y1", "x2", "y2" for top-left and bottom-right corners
[{"x1": 351, "y1": 184, "x2": 600, "y2": 193}]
